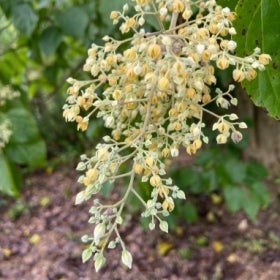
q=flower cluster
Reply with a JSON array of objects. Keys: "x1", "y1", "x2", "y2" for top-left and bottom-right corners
[
  {"x1": 0, "y1": 119, "x2": 12, "y2": 149},
  {"x1": 63, "y1": 0, "x2": 270, "y2": 271},
  {"x1": 0, "y1": 86, "x2": 20, "y2": 149}
]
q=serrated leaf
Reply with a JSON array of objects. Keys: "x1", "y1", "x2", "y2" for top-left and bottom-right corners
[
  {"x1": 121, "y1": 249, "x2": 133, "y2": 269},
  {"x1": 234, "y1": 0, "x2": 280, "y2": 118},
  {"x1": 11, "y1": 3, "x2": 38, "y2": 36},
  {"x1": 82, "y1": 247, "x2": 92, "y2": 263}
]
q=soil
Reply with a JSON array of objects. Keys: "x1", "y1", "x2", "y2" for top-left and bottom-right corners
[{"x1": 0, "y1": 164, "x2": 280, "y2": 280}]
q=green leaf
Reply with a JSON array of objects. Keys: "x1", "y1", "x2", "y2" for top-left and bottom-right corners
[
  {"x1": 235, "y1": 0, "x2": 280, "y2": 118},
  {"x1": 6, "y1": 107, "x2": 41, "y2": 144},
  {"x1": 224, "y1": 159, "x2": 246, "y2": 184},
  {"x1": 250, "y1": 182, "x2": 270, "y2": 206},
  {"x1": 39, "y1": 27, "x2": 63, "y2": 56},
  {"x1": 55, "y1": 6, "x2": 89, "y2": 38},
  {"x1": 179, "y1": 202, "x2": 198, "y2": 223},
  {"x1": 242, "y1": 195, "x2": 260, "y2": 221},
  {"x1": 98, "y1": 0, "x2": 128, "y2": 29},
  {"x1": 5, "y1": 140, "x2": 46, "y2": 167},
  {"x1": 216, "y1": 0, "x2": 239, "y2": 10},
  {"x1": 223, "y1": 186, "x2": 244, "y2": 212},
  {"x1": 11, "y1": 3, "x2": 38, "y2": 36},
  {"x1": 0, "y1": 152, "x2": 19, "y2": 196}
]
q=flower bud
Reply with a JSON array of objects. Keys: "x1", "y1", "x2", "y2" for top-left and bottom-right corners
[
  {"x1": 216, "y1": 134, "x2": 227, "y2": 144},
  {"x1": 216, "y1": 56, "x2": 229, "y2": 70},
  {"x1": 158, "y1": 77, "x2": 169, "y2": 91},
  {"x1": 258, "y1": 54, "x2": 271, "y2": 65},
  {"x1": 246, "y1": 68, "x2": 257, "y2": 81},
  {"x1": 150, "y1": 174, "x2": 162, "y2": 187},
  {"x1": 231, "y1": 130, "x2": 243, "y2": 143},
  {"x1": 110, "y1": 11, "x2": 119, "y2": 20},
  {"x1": 233, "y1": 69, "x2": 245, "y2": 82},
  {"x1": 148, "y1": 44, "x2": 161, "y2": 59}
]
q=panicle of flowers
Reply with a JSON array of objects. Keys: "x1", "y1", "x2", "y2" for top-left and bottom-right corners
[
  {"x1": 0, "y1": 119, "x2": 12, "y2": 149},
  {"x1": 63, "y1": 0, "x2": 271, "y2": 271},
  {"x1": 0, "y1": 86, "x2": 20, "y2": 149},
  {"x1": 0, "y1": 85, "x2": 20, "y2": 106}
]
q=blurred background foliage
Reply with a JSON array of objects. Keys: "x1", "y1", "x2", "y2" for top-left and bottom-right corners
[{"x1": 0, "y1": 0, "x2": 278, "y2": 222}]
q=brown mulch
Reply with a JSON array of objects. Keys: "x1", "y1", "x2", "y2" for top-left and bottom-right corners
[{"x1": 0, "y1": 165, "x2": 280, "y2": 280}]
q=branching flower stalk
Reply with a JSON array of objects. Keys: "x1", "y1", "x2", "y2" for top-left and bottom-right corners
[{"x1": 63, "y1": 0, "x2": 271, "y2": 271}]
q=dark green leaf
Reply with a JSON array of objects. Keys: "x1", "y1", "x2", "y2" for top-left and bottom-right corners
[
  {"x1": 216, "y1": 0, "x2": 239, "y2": 10},
  {"x1": 242, "y1": 195, "x2": 260, "y2": 221},
  {"x1": 39, "y1": 27, "x2": 63, "y2": 56},
  {"x1": 247, "y1": 161, "x2": 268, "y2": 180},
  {"x1": 250, "y1": 182, "x2": 270, "y2": 206},
  {"x1": 0, "y1": 152, "x2": 19, "y2": 196},
  {"x1": 201, "y1": 170, "x2": 218, "y2": 192},
  {"x1": 235, "y1": 0, "x2": 280, "y2": 118},
  {"x1": 5, "y1": 140, "x2": 46, "y2": 167},
  {"x1": 55, "y1": 6, "x2": 89, "y2": 38},
  {"x1": 179, "y1": 202, "x2": 198, "y2": 223},
  {"x1": 223, "y1": 186, "x2": 244, "y2": 212},
  {"x1": 6, "y1": 107, "x2": 41, "y2": 144},
  {"x1": 98, "y1": 0, "x2": 128, "y2": 29},
  {"x1": 11, "y1": 3, "x2": 38, "y2": 36},
  {"x1": 224, "y1": 159, "x2": 246, "y2": 184}
]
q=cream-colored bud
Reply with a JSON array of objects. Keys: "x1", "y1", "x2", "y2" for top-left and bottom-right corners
[
  {"x1": 133, "y1": 162, "x2": 143, "y2": 174},
  {"x1": 216, "y1": 134, "x2": 227, "y2": 144},
  {"x1": 246, "y1": 68, "x2": 257, "y2": 81},
  {"x1": 233, "y1": 69, "x2": 245, "y2": 82},
  {"x1": 217, "y1": 122, "x2": 229, "y2": 133},
  {"x1": 124, "y1": 48, "x2": 137, "y2": 61},
  {"x1": 193, "y1": 139, "x2": 202, "y2": 150},
  {"x1": 158, "y1": 77, "x2": 169, "y2": 91},
  {"x1": 145, "y1": 156, "x2": 154, "y2": 167},
  {"x1": 216, "y1": 56, "x2": 229, "y2": 70},
  {"x1": 161, "y1": 147, "x2": 170, "y2": 157},
  {"x1": 150, "y1": 174, "x2": 162, "y2": 187},
  {"x1": 86, "y1": 168, "x2": 99, "y2": 182},
  {"x1": 186, "y1": 88, "x2": 196, "y2": 98},
  {"x1": 110, "y1": 11, "x2": 119, "y2": 20},
  {"x1": 172, "y1": 0, "x2": 184, "y2": 12},
  {"x1": 96, "y1": 148, "x2": 109, "y2": 161},
  {"x1": 126, "y1": 18, "x2": 136, "y2": 28},
  {"x1": 148, "y1": 44, "x2": 161, "y2": 59},
  {"x1": 258, "y1": 54, "x2": 271, "y2": 65}
]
